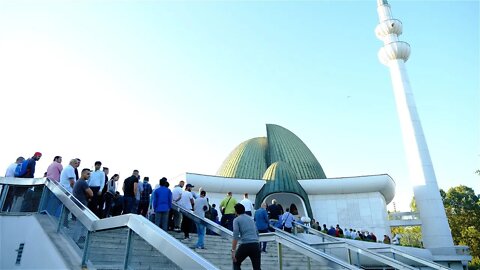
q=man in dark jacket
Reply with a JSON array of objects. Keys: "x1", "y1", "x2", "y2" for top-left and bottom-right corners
[
  {"x1": 18, "y1": 152, "x2": 42, "y2": 178},
  {"x1": 14, "y1": 152, "x2": 42, "y2": 212},
  {"x1": 122, "y1": 170, "x2": 139, "y2": 214}
]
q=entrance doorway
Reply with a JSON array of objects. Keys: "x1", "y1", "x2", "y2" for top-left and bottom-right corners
[{"x1": 263, "y1": 193, "x2": 307, "y2": 218}]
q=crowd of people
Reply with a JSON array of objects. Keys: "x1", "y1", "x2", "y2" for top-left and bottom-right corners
[
  {"x1": 3, "y1": 153, "x2": 398, "y2": 270},
  {"x1": 308, "y1": 222, "x2": 396, "y2": 244}
]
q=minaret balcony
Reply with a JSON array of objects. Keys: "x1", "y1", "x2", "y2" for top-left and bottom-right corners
[
  {"x1": 378, "y1": 41, "x2": 411, "y2": 65},
  {"x1": 375, "y1": 19, "x2": 403, "y2": 39}
]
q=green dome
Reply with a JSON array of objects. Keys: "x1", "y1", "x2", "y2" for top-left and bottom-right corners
[
  {"x1": 217, "y1": 124, "x2": 326, "y2": 180},
  {"x1": 255, "y1": 162, "x2": 314, "y2": 218},
  {"x1": 266, "y1": 124, "x2": 326, "y2": 179},
  {"x1": 262, "y1": 161, "x2": 299, "y2": 183},
  {"x1": 217, "y1": 137, "x2": 267, "y2": 179}
]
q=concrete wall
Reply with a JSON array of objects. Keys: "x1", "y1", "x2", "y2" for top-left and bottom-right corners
[
  {"x1": 309, "y1": 192, "x2": 390, "y2": 238},
  {"x1": 186, "y1": 173, "x2": 392, "y2": 238},
  {"x1": 0, "y1": 215, "x2": 69, "y2": 270}
]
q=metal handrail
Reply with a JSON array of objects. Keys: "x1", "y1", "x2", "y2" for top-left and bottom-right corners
[
  {"x1": 369, "y1": 246, "x2": 453, "y2": 270},
  {"x1": 0, "y1": 177, "x2": 219, "y2": 270},
  {"x1": 388, "y1": 211, "x2": 421, "y2": 220},
  {"x1": 172, "y1": 202, "x2": 360, "y2": 269},
  {"x1": 291, "y1": 222, "x2": 428, "y2": 270}
]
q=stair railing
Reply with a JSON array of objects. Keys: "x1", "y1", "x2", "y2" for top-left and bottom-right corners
[
  {"x1": 172, "y1": 202, "x2": 360, "y2": 270},
  {"x1": 292, "y1": 221, "x2": 451, "y2": 270},
  {"x1": 0, "y1": 177, "x2": 219, "y2": 270}
]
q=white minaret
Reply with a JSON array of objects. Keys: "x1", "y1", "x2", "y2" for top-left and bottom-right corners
[{"x1": 375, "y1": 0, "x2": 454, "y2": 251}]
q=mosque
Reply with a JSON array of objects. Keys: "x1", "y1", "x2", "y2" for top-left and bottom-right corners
[
  {"x1": 186, "y1": 123, "x2": 395, "y2": 238},
  {"x1": 187, "y1": 0, "x2": 457, "y2": 255}
]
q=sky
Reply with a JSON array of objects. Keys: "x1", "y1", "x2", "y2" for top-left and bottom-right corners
[{"x1": 0, "y1": 0, "x2": 478, "y2": 211}]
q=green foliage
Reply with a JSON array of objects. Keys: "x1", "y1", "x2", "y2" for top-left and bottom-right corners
[
  {"x1": 410, "y1": 196, "x2": 417, "y2": 212},
  {"x1": 402, "y1": 185, "x2": 480, "y2": 268},
  {"x1": 441, "y1": 185, "x2": 480, "y2": 269},
  {"x1": 391, "y1": 226, "x2": 423, "y2": 248}
]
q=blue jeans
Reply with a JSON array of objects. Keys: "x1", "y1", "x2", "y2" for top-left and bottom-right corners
[
  {"x1": 124, "y1": 196, "x2": 135, "y2": 214},
  {"x1": 195, "y1": 222, "x2": 205, "y2": 248},
  {"x1": 258, "y1": 229, "x2": 269, "y2": 251},
  {"x1": 155, "y1": 211, "x2": 169, "y2": 231}
]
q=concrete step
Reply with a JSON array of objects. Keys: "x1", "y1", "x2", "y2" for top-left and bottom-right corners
[{"x1": 86, "y1": 226, "x2": 338, "y2": 270}]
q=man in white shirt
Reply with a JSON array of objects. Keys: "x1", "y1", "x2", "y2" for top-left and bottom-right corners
[
  {"x1": 172, "y1": 180, "x2": 185, "y2": 232},
  {"x1": 239, "y1": 193, "x2": 254, "y2": 217},
  {"x1": 87, "y1": 161, "x2": 105, "y2": 217},
  {"x1": 60, "y1": 159, "x2": 79, "y2": 193},
  {"x1": 344, "y1": 228, "x2": 351, "y2": 239},
  {"x1": 2, "y1": 157, "x2": 25, "y2": 211},
  {"x1": 178, "y1": 183, "x2": 194, "y2": 240},
  {"x1": 5, "y1": 157, "x2": 24, "y2": 177},
  {"x1": 193, "y1": 190, "x2": 209, "y2": 249}
]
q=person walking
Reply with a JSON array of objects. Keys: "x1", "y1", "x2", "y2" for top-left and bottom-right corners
[
  {"x1": 254, "y1": 202, "x2": 269, "y2": 252},
  {"x1": 73, "y1": 169, "x2": 94, "y2": 207},
  {"x1": 210, "y1": 204, "x2": 219, "y2": 223},
  {"x1": 60, "y1": 159, "x2": 79, "y2": 193},
  {"x1": 267, "y1": 199, "x2": 282, "y2": 221},
  {"x1": 2, "y1": 157, "x2": 25, "y2": 211},
  {"x1": 280, "y1": 208, "x2": 295, "y2": 233},
  {"x1": 4, "y1": 157, "x2": 24, "y2": 177},
  {"x1": 138, "y1": 177, "x2": 153, "y2": 217},
  {"x1": 152, "y1": 178, "x2": 172, "y2": 231},
  {"x1": 220, "y1": 192, "x2": 237, "y2": 230},
  {"x1": 171, "y1": 180, "x2": 184, "y2": 232},
  {"x1": 122, "y1": 170, "x2": 139, "y2": 214},
  {"x1": 72, "y1": 168, "x2": 93, "y2": 243},
  {"x1": 74, "y1": 158, "x2": 81, "y2": 181},
  {"x1": 193, "y1": 190, "x2": 209, "y2": 249},
  {"x1": 104, "y1": 174, "x2": 119, "y2": 218},
  {"x1": 46, "y1": 156, "x2": 63, "y2": 182},
  {"x1": 13, "y1": 152, "x2": 42, "y2": 211},
  {"x1": 17, "y1": 152, "x2": 42, "y2": 178},
  {"x1": 98, "y1": 167, "x2": 109, "y2": 218},
  {"x1": 88, "y1": 161, "x2": 105, "y2": 217},
  {"x1": 179, "y1": 183, "x2": 194, "y2": 240},
  {"x1": 239, "y1": 193, "x2": 254, "y2": 217},
  {"x1": 231, "y1": 203, "x2": 261, "y2": 270}
]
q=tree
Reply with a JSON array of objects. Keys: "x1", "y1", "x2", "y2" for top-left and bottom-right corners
[
  {"x1": 441, "y1": 186, "x2": 480, "y2": 244},
  {"x1": 390, "y1": 197, "x2": 422, "y2": 248},
  {"x1": 441, "y1": 185, "x2": 480, "y2": 269},
  {"x1": 409, "y1": 196, "x2": 417, "y2": 212},
  {"x1": 398, "y1": 187, "x2": 480, "y2": 269},
  {"x1": 391, "y1": 226, "x2": 423, "y2": 248}
]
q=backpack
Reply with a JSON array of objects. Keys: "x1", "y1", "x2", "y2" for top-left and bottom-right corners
[
  {"x1": 203, "y1": 198, "x2": 212, "y2": 219},
  {"x1": 140, "y1": 182, "x2": 151, "y2": 202},
  {"x1": 14, "y1": 160, "x2": 29, "y2": 177}
]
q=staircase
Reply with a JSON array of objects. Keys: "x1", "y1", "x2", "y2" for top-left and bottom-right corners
[
  {"x1": 170, "y1": 231, "x2": 333, "y2": 270},
  {"x1": 2, "y1": 178, "x2": 461, "y2": 270},
  {"x1": 86, "y1": 227, "x2": 332, "y2": 270},
  {"x1": 87, "y1": 228, "x2": 181, "y2": 270}
]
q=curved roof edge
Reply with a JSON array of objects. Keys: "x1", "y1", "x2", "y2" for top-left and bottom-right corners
[
  {"x1": 186, "y1": 172, "x2": 396, "y2": 204},
  {"x1": 186, "y1": 173, "x2": 266, "y2": 194},
  {"x1": 298, "y1": 174, "x2": 396, "y2": 204}
]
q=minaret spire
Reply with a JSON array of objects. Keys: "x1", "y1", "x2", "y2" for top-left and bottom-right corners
[
  {"x1": 377, "y1": 0, "x2": 388, "y2": 6},
  {"x1": 375, "y1": 1, "x2": 455, "y2": 251}
]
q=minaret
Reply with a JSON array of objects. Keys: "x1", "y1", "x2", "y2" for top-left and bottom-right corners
[{"x1": 375, "y1": 0, "x2": 454, "y2": 250}]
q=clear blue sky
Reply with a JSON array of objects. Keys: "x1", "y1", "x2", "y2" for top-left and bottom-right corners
[{"x1": 0, "y1": 1, "x2": 478, "y2": 210}]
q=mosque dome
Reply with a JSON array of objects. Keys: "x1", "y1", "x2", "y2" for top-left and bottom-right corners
[
  {"x1": 255, "y1": 161, "x2": 314, "y2": 218},
  {"x1": 262, "y1": 161, "x2": 299, "y2": 183},
  {"x1": 217, "y1": 124, "x2": 326, "y2": 180},
  {"x1": 216, "y1": 137, "x2": 268, "y2": 179},
  {"x1": 266, "y1": 124, "x2": 326, "y2": 179}
]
